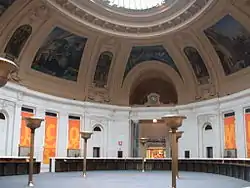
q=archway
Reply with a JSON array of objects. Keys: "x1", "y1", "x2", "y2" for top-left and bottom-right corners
[
  {"x1": 129, "y1": 77, "x2": 178, "y2": 106},
  {"x1": 0, "y1": 112, "x2": 7, "y2": 156},
  {"x1": 120, "y1": 61, "x2": 188, "y2": 105}
]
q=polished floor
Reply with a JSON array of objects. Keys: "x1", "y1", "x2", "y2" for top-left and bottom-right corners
[{"x1": 0, "y1": 171, "x2": 249, "y2": 188}]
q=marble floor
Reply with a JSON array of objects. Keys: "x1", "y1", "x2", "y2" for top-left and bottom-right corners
[{"x1": 0, "y1": 171, "x2": 249, "y2": 188}]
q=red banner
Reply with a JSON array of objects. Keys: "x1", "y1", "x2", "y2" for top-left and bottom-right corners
[
  {"x1": 245, "y1": 114, "x2": 250, "y2": 157},
  {"x1": 43, "y1": 116, "x2": 57, "y2": 164},
  {"x1": 224, "y1": 116, "x2": 236, "y2": 149},
  {"x1": 19, "y1": 112, "x2": 33, "y2": 147},
  {"x1": 68, "y1": 119, "x2": 80, "y2": 150}
]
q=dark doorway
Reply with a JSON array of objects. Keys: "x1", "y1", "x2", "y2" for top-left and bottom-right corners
[
  {"x1": 117, "y1": 151, "x2": 123, "y2": 158},
  {"x1": 184, "y1": 150, "x2": 190, "y2": 158},
  {"x1": 93, "y1": 147, "x2": 100, "y2": 157},
  {"x1": 206, "y1": 147, "x2": 213, "y2": 158}
]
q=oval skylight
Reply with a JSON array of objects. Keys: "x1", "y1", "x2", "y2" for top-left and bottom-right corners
[{"x1": 102, "y1": 0, "x2": 166, "y2": 10}]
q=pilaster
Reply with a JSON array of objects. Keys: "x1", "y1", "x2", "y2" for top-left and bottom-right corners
[
  {"x1": 34, "y1": 107, "x2": 45, "y2": 161},
  {"x1": 10, "y1": 102, "x2": 22, "y2": 156},
  {"x1": 56, "y1": 112, "x2": 68, "y2": 157},
  {"x1": 234, "y1": 106, "x2": 246, "y2": 158}
]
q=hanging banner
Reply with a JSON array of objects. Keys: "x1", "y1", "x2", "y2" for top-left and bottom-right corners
[
  {"x1": 43, "y1": 115, "x2": 57, "y2": 164},
  {"x1": 245, "y1": 113, "x2": 250, "y2": 157},
  {"x1": 19, "y1": 112, "x2": 33, "y2": 147},
  {"x1": 224, "y1": 116, "x2": 236, "y2": 149},
  {"x1": 68, "y1": 119, "x2": 80, "y2": 150}
]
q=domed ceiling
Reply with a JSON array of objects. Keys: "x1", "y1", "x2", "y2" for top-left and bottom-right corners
[
  {"x1": 47, "y1": 0, "x2": 216, "y2": 38},
  {"x1": 0, "y1": 0, "x2": 250, "y2": 106}
]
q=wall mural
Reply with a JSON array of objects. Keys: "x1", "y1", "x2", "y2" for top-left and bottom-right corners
[
  {"x1": 93, "y1": 51, "x2": 113, "y2": 88},
  {"x1": 123, "y1": 45, "x2": 181, "y2": 80},
  {"x1": 31, "y1": 27, "x2": 87, "y2": 81},
  {"x1": 184, "y1": 46, "x2": 210, "y2": 84},
  {"x1": 4, "y1": 24, "x2": 32, "y2": 59},
  {"x1": 204, "y1": 14, "x2": 250, "y2": 76},
  {"x1": 0, "y1": 0, "x2": 16, "y2": 16}
]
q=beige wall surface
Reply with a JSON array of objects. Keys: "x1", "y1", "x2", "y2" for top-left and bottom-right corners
[{"x1": 0, "y1": 0, "x2": 250, "y2": 106}]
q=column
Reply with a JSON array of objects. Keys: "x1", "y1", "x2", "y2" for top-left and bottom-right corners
[
  {"x1": 56, "y1": 112, "x2": 68, "y2": 157},
  {"x1": 10, "y1": 103, "x2": 22, "y2": 156},
  {"x1": 34, "y1": 108, "x2": 45, "y2": 161},
  {"x1": 234, "y1": 106, "x2": 245, "y2": 158}
]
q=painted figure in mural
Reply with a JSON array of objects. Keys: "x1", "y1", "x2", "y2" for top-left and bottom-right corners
[
  {"x1": 31, "y1": 27, "x2": 87, "y2": 81},
  {"x1": 93, "y1": 51, "x2": 113, "y2": 88},
  {"x1": 184, "y1": 47, "x2": 210, "y2": 84},
  {"x1": 4, "y1": 25, "x2": 32, "y2": 59},
  {"x1": 204, "y1": 15, "x2": 250, "y2": 75},
  {"x1": 0, "y1": 0, "x2": 16, "y2": 16},
  {"x1": 124, "y1": 45, "x2": 181, "y2": 80}
]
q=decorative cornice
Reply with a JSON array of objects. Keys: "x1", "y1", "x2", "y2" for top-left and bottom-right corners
[{"x1": 45, "y1": 0, "x2": 216, "y2": 38}]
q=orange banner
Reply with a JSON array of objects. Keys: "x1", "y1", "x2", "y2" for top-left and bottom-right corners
[
  {"x1": 245, "y1": 114, "x2": 250, "y2": 157},
  {"x1": 43, "y1": 148, "x2": 56, "y2": 164},
  {"x1": 224, "y1": 116, "x2": 236, "y2": 149},
  {"x1": 43, "y1": 116, "x2": 57, "y2": 164},
  {"x1": 19, "y1": 112, "x2": 33, "y2": 147},
  {"x1": 68, "y1": 119, "x2": 80, "y2": 150}
]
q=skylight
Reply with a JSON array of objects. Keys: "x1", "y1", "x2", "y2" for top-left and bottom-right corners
[{"x1": 102, "y1": 0, "x2": 166, "y2": 10}]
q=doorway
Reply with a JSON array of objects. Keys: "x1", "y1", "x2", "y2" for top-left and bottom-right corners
[
  {"x1": 206, "y1": 147, "x2": 213, "y2": 158},
  {"x1": 93, "y1": 147, "x2": 100, "y2": 157}
]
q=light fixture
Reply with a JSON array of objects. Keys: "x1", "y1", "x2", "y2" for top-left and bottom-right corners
[
  {"x1": 0, "y1": 57, "x2": 18, "y2": 87},
  {"x1": 153, "y1": 119, "x2": 158, "y2": 123}
]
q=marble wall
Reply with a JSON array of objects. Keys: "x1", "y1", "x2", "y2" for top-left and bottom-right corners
[{"x1": 0, "y1": 82, "x2": 250, "y2": 162}]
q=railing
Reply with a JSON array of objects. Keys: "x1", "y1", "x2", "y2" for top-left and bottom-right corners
[
  {"x1": 50, "y1": 157, "x2": 250, "y2": 181},
  {"x1": 0, "y1": 157, "x2": 40, "y2": 176}
]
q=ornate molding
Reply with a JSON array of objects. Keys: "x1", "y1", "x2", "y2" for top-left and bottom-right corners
[
  {"x1": 28, "y1": 3, "x2": 51, "y2": 23},
  {"x1": 46, "y1": 0, "x2": 216, "y2": 38},
  {"x1": 87, "y1": 86, "x2": 110, "y2": 104}
]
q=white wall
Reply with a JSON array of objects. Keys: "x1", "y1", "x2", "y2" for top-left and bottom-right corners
[
  {"x1": 0, "y1": 113, "x2": 7, "y2": 156},
  {"x1": 0, "y1": 82, "x2": 250, "y2": 161}
]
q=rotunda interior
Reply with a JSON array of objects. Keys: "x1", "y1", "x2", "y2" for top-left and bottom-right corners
[{"x1": 0, "y1": 0, "x2": 250, "y2": 179}]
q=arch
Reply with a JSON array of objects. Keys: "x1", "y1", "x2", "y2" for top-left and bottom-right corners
[
  {"x1": 4, "y1": 24, "x2": 32, "y2": 59},
  {"x1": 204, "y1": 124, "x2": 213, "y2": 131},
  {"x1": 121, "y1": 61, "x2": 188, "y2": 105},
  {"x1": 129, "y1": 78, "x2": 178, "y2": 105},
  {"x1": 183, "y1": 46, "x2": 210, "y2": 84},
  {"x1": 93, "y1": 126, "x2": 102, "y2": 132},
  {"x1": 93, "y1": 51, "x2": 113, "y2": 88},
  {"x1": 0, "y1": 113, "x2": 6, "y2": 120},
  {"x1": 92, "y1": 124, "x2": 103, "y2": 131}
]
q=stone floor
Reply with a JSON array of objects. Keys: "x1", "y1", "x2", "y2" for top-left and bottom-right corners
[{"x1": 1, "y1": 171, "x2": 250, "y2": 188}]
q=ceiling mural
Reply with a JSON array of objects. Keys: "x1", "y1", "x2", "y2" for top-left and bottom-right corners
[
  {"x1": 204, "y1": 14, "x2": 250, "y2": 76},
  {"x1": 31, "y1": 27, "x2": 88, "y2": 81},
  {"x1": 4, "y1": 24, "x2": 32, "y2": 60},
  {"x1": 93, "y1": 51, "x2": 113, "y2": 88},
  {"x1": 0, "y1": 0, "x2": 16, "y2": 16},
  {"x1": 183, "y1": 47, "x2": 210, "y2": 85},
  {"x1": 123, "y1": 45, "x2": 181, "y2": 81}
]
